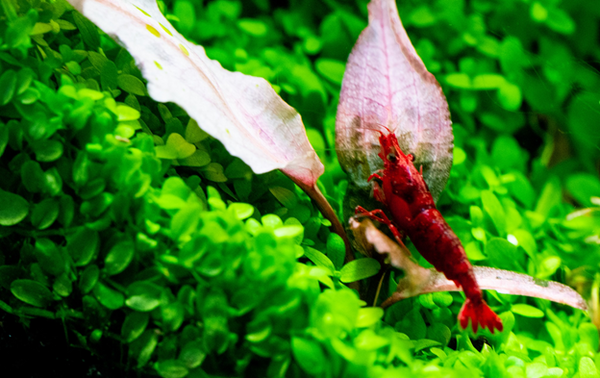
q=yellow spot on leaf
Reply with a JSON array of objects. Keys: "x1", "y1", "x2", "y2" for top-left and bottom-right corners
[
  {"x1": 134, "y1": 6, "x2": 151, "y2": 17},
  {"x1": 159, "y1": 23, "x2": 173, "y2": 36},
  {"x1": 146, "y1": 25, "x2": 160, "y2": 37},
  {"x1": 179, "y1": 44, "x2": 189, "y2": 56},
  {"x1": 154, "y1": 61, "x2": 163, "y2": 70}
]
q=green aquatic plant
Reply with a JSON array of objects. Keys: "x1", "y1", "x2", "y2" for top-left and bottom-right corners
[{"x1": 1, "y1": 0, "x2": 600, "y2": 377}]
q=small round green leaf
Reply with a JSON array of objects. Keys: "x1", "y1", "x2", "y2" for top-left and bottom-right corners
[
  {"x1": 129, "y1": 330, "x2": 159, "y2": 368},
  {"x1": 397, "y1": 308, "x2": 427, "y2": 340},
  {"x1": 273, "y1": 225, "x2": 303, "y2": 239},
  {"x1": 31, "y1": 22, "x2": 53, "y2": 34},
  {"x1": 303, "y1": 246, "x2": 335, "y2": 275},
  {"x1": 16, "y1": 67, "x2": 34, "y2": 95},
  {"x1": 0, "y1": 124, "x2": 8, "y2": 158},
  {"x1": 126, "y1": 282, "x2": 162, "y2": 312},
  {"x1": 238, "y1": 19, "x2": 268, "y2": 37},
  {"x1": 0, "y1": 189, "x2": 29, "y2": 226},
  {"x1": 104, "y1": 240, "x2": 135, "y2": 275},
  {"x1": 179, "y1": 340, "x2": 206, "y2": 369},
  {"x1": 579, "y1": 357, "x2": 598, "y2": 378},
  {"x1": 184, "y1": 119, "x2": 208, "y2": 143},
  {"x1": 203, "y1": 162, "x2": 227, "y2": 182},
  {"x1": 445, "y1": 73, "x2": 471, "y2": 89},
  {"x1": 11, "y1": 279, "x2": 53, "y2": 307},
  {"x1": 155, "y1": 359, "x2": 189, "y2": 378},
  {"x1": 31, "y1": 198, "x2": 59, "y2": 230},
  {"x1": 530, "y1": 2, "x2": 548, "y2": 21},
  {"x1": 121, "y1": 311, "x2": 150, "y2": 343},
  {"x1": 65, "y1": 61, "x2": 81, "y2": 75},
  {"x1": 68, "y1": 228, "x2": 99, "y2": 266},
  {"x1": 409, "y1": 6, "x2": 436, "y2": 26},
  {"x1": 303, "y1": 36, "x2": 322, "y2": 54},
  {"x1": 162, "y1": 301, "x2": 185, "y2": 332},
  {"x1": 481, "y1": 190, "x2": 506, "y2": 236},
  {"x1": 58, "y1": 195, "x2": 75, "y2": 227},
  {"x1": 485, "y1": 237, "x2": 521, "y2": 271},
  {"x1": 291, "y1": 337, "x2": 326, "y2": 375},
  {"x1": 228, "y1": 202, "x2": 254, "y2": 220},
  {"x1": 169, "y1": 133, "x2": 195, "y2": 159},
  {"x1": 497, "y1": 82, "x2": 522, "y2": 111},
  {"x1": 34, "y1": 238, "x2": 65, "y2": 276},
  {"x1": 511, "y1": 303, "x2": 544, "y2": 318},
  {"x1": 72, "y1": 151, "x2": 90, "y2": 186},
  {"x1": 32, "y1": 139, "x2": 63, "y2": 162},
  {"x1": 472, "y1": 74, "x2": 506, "y2": 90},
  {"x1": 356, "y1": 307, "x2": 384, "y2": 328},
  {"x1": 579, "y1": 323, "x2": 600, "y2": 351},
  {"x1": 90, "y1": 329, "x2": 103, "y2": 343},
  {"x1": 315, "y1": 58, "x2": 345, "y2": 84},
  {"x1": 79, "y1": 264, "x2": 100, "y2": 294},
  {"x1": 261, "y1": 213, "x2": 283, "y2": 229},
  {"x1": 52, "y1": 272, "x2": 73, "y2": 297},
  {"x1": 339, "y1": 258, "x2": 381, "y2": 283},
  {"x1": 116, "y1": 104, "x2": 141, "y2": 121},
  {"x1": 17, "y1": 87, "x2": 41, "y2": 104},
  {"x1": 117, "y1": 74, "x2": 147, "y2": 96},
  {"x1": 566, "y1": 174, "x2": 600, "y2": 207},
  {"x1": 93, "y1": 282, "x2": 124, "y2": 310},
  {"x1": 432, "y1": 291, "x2": 454, "y2": 308},
  {"x1": 427, "y1": 323, "x2": 452, "y2": 346},
  {"x1": 42, "y1": 168, "x2": 63, "y2": 196},
  {"x1": 326, "y1": 233, "x2": 345, "y2": 270},
  {"x1": 269, "y1": 186, "x2": 298, "y2": 208},
  {"x1": 173, "y1": 0, "x2": 196, "y2": 33},
  {"x1": 546, "y1": 8, "x2": 575, "y2": 35},
  {"x1": 178, "y1": 149, "x2": 210, "y2": 167},
  {"x1": 224, "y1": 159, "x2": 252, "y2": 179},
  {"x1": 0, "y1": 69, "x2": 17, "y2": 106}
]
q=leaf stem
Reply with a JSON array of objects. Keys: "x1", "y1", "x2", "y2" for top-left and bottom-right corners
[{"x1": 296, "y1": 182, "x2": 354, "y2": 263}]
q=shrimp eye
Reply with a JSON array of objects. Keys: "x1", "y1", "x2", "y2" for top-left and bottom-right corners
[
  {"x1": 387, "y1": 153, "x2": 397, "y2": 163},
  {"x1": 407, "y1": 154, "x2": 415, "y2": 162}
]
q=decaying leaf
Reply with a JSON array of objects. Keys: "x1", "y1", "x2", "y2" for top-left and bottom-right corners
[
  {"x1": 68, "y1": 0, "x2": 321, "y2": 184},
  {"x1": 336, "y1": 0, "x2": 453, "y2": 203},
  {"x1": 67, "y1": 0, "x2": 351, "y2": 254},
  {"x1": 350, "y1": 218, "x2": 588, "y2": 311}
]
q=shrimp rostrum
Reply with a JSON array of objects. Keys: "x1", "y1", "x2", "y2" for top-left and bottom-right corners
[{"x1": 356, "y1": 128, "x2": 503, "y2": 333}]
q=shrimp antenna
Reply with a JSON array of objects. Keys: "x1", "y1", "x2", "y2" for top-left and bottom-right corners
[
  {"x1": 356, "y1": 123, "x2": 392, "y2": 137},
  {"x1": 357, "y1": 123, "x2": 392, "y2": 136},
  {"x1": 336, "y1": 122, "x2": 392, "y2": 137},
  {"x1": 373, "y1": 122, "x2": 392, "y2": 134}
]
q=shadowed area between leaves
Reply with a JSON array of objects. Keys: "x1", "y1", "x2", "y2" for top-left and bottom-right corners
[{"x1": 0, "y1": 312, "x2": 136, "y2": 377}]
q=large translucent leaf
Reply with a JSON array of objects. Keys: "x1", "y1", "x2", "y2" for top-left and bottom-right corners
[
  {"x1": 350, "y1": 218, "x2": 588, "y2": 311},
  {"x1": 67, "y1": 0, "x2": 323, "y2": 187},
  {"x1": 336, "y1": 0, "x2": 453, "y2": 202},
  {"x1": 67, "y1": 0, "x2": 351, "y2": 254}
]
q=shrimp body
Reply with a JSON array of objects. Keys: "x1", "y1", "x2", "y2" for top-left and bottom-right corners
[{"x1": 357, "y1": 131, "x2": 503, "y2": 333}]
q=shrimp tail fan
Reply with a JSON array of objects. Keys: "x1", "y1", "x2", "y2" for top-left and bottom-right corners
[{"x1": 458, "y1": 298, "x2": 504, "y2": 333}]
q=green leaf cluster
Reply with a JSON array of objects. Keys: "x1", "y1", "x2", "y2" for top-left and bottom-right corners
[{"x1": 0, "y1": 2, "x2": 404, "y2": 376}]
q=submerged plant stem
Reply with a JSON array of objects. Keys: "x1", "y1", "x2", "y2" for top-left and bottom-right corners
[{"x1": 296, "y1": 181, "x2": 353, "y2": 262}]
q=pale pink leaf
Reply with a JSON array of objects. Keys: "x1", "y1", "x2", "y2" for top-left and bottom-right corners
[
  {"x1": 67, "y1": 0, "x2": 323, "y2": 188},
  {"x1": 336, "y1": 0, "x2": 453, "y2": 202},
  {"x1": 350, "y1": 218, "x2": 588, "y2": 311},
  {"x1": 67, "y1": 0, "x2": 352, "y2": 257}
]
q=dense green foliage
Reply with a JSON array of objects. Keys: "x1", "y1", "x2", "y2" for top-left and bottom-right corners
[{"x1": 1, "y1": 0, "x2": 600, "y2": 377}]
